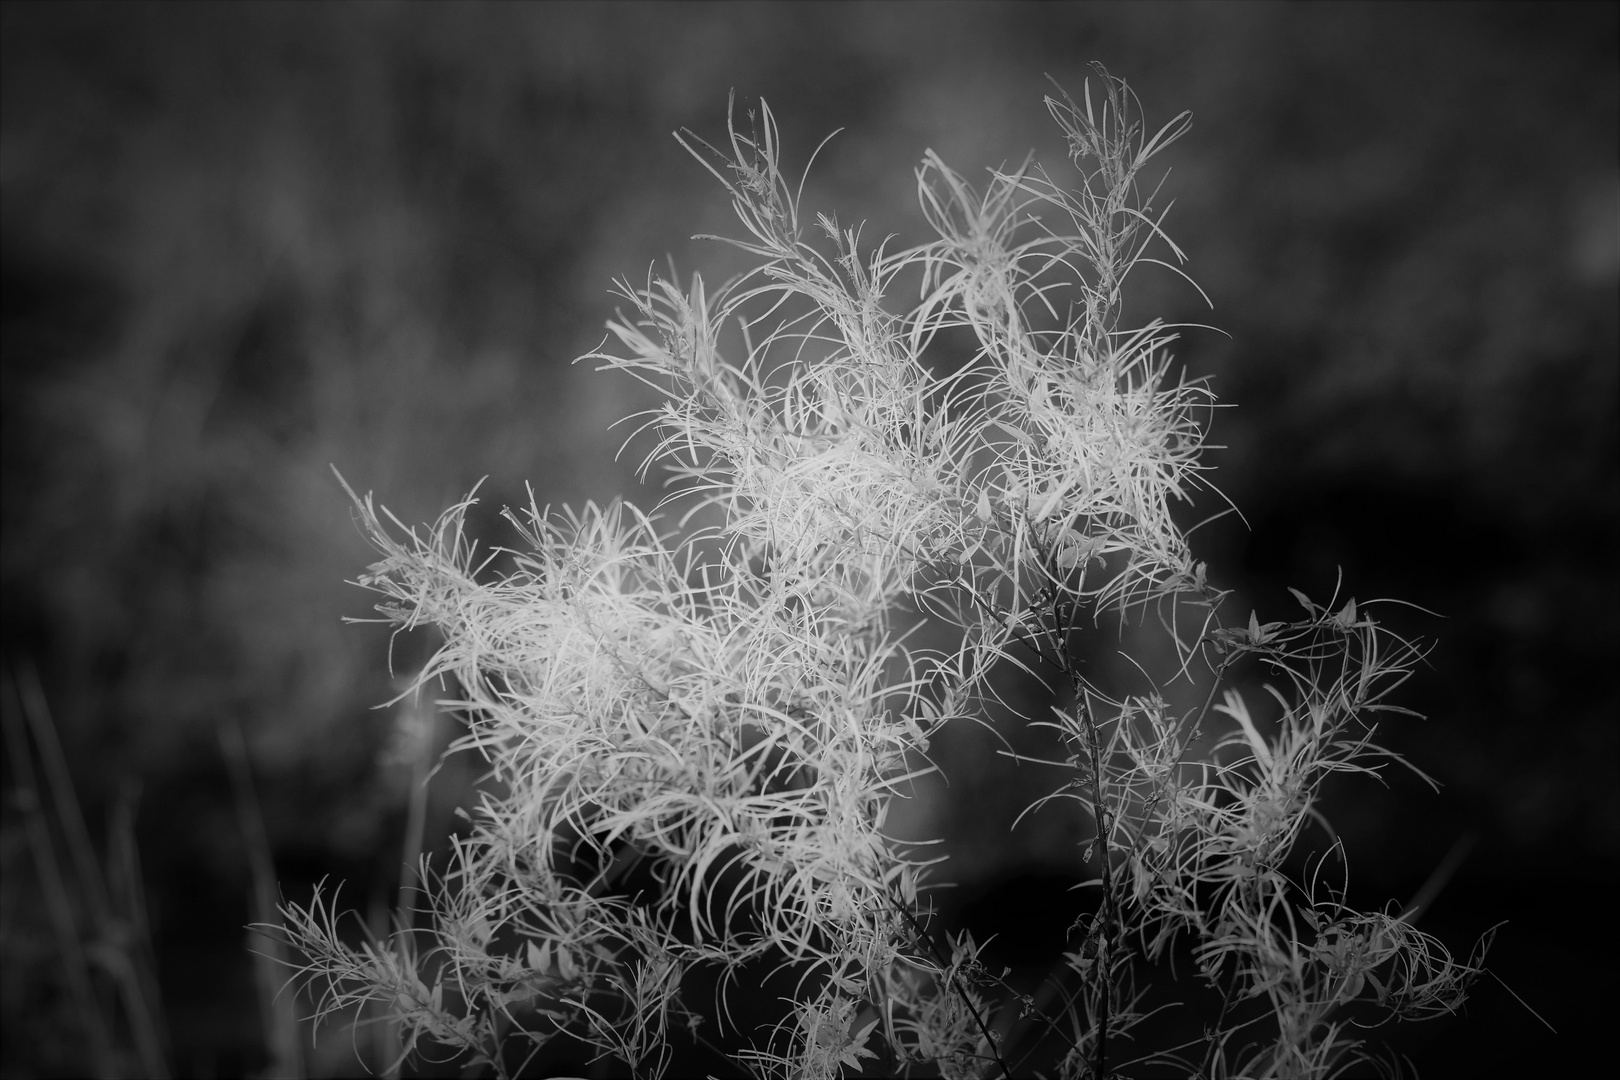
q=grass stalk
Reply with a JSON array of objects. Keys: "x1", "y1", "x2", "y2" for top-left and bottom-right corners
[
  {"x1": 222, "y1": 717, "x2": 305, "y2": 1079},
  {"x1": 4, "y1": 656, "x2": 170, "y2": 1078}
]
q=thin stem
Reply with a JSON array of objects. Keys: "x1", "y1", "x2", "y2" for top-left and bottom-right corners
[
  {"x1": 1066, "y1": 678, "x2": 1118, "y2": 1080},
  {"x1": 2, "y1": 658, "x2": 120, "y2": 1077},
  {"x1": 889, "y1": 891, "x2": 1011, "y2": 1079}
]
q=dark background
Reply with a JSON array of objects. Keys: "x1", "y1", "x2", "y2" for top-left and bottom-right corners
[{"x1": 2, "y1": 2, "x2": 1614, "y2": 1076}]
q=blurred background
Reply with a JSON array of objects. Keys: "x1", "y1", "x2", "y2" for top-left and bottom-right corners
[{"x1": 2, "y1": 2, "x2": 1614, "y2": 1076}]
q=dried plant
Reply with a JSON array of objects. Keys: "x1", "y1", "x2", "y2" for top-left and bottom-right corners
[{"x1": 266, "y1": 67, "x2": 1490, "y2": 1079}]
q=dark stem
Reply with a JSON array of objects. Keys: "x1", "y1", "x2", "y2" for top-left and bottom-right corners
[
  {"x1": 890, "y1": 892, "x2": 1011, "y2": 1079},
  {"x1": 1067, "y1": 682, "x2": 1117, "y2": 1079}
]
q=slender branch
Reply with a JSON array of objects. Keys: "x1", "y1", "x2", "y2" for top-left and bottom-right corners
[{"x1": 889, "y1": 891, "x2": 1011, "y2": 1080}]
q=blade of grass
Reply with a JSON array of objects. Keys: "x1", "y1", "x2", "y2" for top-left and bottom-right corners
[
  {"x1": 220, "y1": 717, "x2": 305, "y2": 1079},
  {"x1": 105, "y1": 778, "x2": 171, "y2": 1077},
  {"x1": 2, "y1": 656, "x2": 119, "y2": 1077}
]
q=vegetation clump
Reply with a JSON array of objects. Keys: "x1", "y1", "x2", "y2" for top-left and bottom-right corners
[{"x1": 273, "y1": 67, "x2": 1488, "y2": 1079}]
